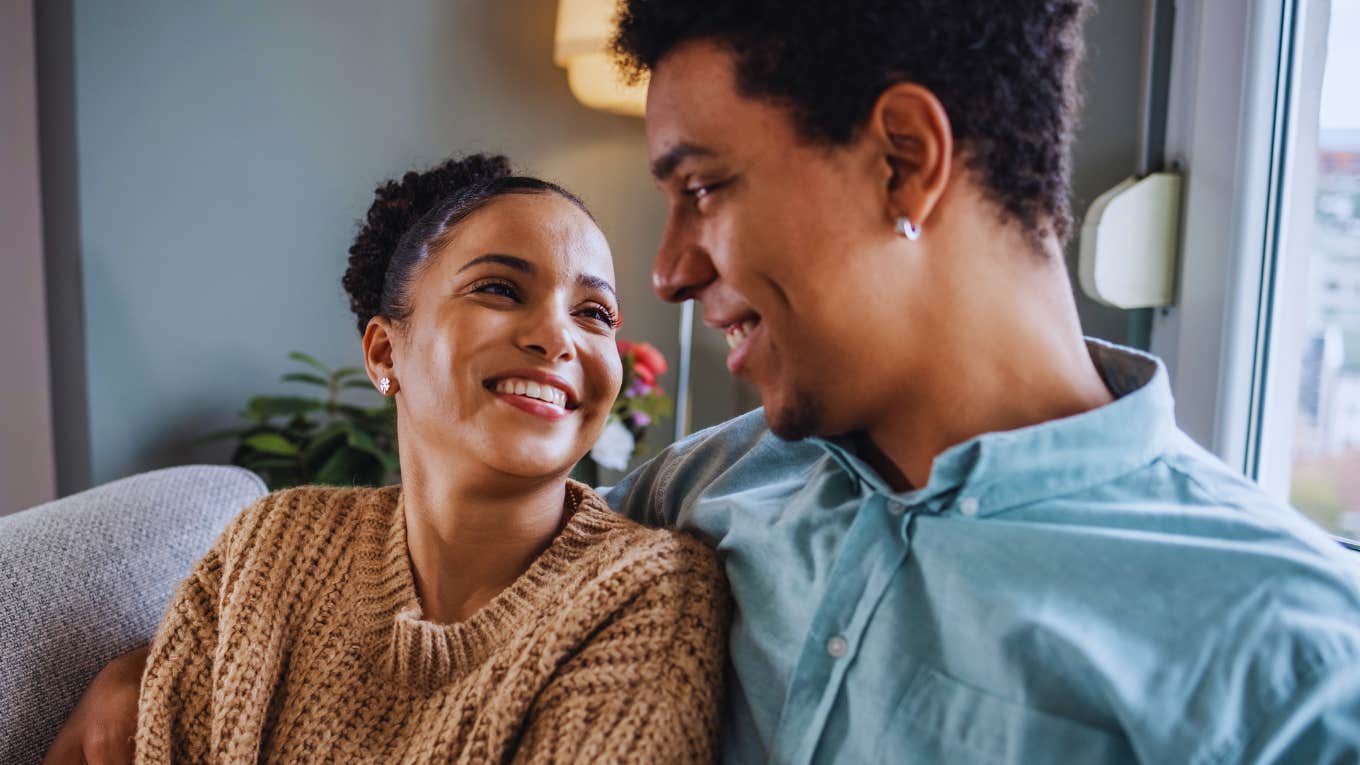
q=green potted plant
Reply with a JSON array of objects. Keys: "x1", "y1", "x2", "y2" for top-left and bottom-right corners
[{"x1": 204, "y1": 352, "x2": 399, "y2": 490}]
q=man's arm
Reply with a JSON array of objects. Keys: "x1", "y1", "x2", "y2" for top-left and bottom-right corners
[
  {"x1": 42, "y1": 647, "x2": 147, "y2": 765},
  {"x1": 1231, "y1": 659, "x2": 1360, "y2": 763},
  {"x1": 601, "y1": 408, "x2": 805, "y2": 527}
]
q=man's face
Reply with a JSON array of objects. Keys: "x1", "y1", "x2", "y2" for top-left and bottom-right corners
[{"x1": 645, "y1": 40, "x2": 905, "y2": 440}]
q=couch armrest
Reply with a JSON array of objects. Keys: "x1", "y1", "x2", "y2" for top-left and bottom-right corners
[{"x1": 0, "y1": 465, "x2": 266, "y2": 764}]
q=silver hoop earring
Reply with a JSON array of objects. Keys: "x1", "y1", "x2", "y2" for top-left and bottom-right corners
[
  {"x1": 895, "y1": 217, "x2": 921, "y2": 241},
  {"x1": 378, "y1": 377, "x2": 391, "y2": 395}
]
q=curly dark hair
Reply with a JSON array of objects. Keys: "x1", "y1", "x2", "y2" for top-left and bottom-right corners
[
  {"x1": 613, "y1": 0, "x2": 1091, "y2": 246},
  {"x1": 342, "y1": 154, "x2": 592, "y2": 335}
]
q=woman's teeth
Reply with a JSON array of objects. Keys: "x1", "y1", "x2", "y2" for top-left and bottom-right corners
[
  {"x1": 494, "y1": 378, "x2": 568, "y2": 408},
  {"x1": 725, "y1": 319, "x2": 758, "y2": 349}
]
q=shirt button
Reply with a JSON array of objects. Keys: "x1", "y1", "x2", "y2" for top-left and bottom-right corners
[
  {"x1": 826, "y1": 635, "x2": 850, "y2": 658},
  {"x1": 959, "y1": 497, "x2": 980, "y2": 517},
  {"x1": 887, "y1": 501, "x2": 907, "y2": 516}
]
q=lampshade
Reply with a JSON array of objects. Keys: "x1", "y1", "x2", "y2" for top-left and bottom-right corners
[{"x1": 554, "y1": 0, "x2": 647, "y2": 117}]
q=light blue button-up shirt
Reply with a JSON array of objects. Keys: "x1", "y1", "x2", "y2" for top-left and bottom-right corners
[{"x1": 604, "y1": 340, "x2": 1360, "y2": 763}]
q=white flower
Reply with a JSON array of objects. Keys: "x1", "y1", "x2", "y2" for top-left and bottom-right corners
[{"x1": 591, "y1": 418, "x2": 635, "y2": 471}]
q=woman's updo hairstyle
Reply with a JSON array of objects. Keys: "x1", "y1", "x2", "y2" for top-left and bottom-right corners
[{"x1": 342, "y1": 153, "x2": 593, "y2": 335}]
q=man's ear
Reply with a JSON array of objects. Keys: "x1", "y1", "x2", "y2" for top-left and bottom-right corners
[
  {"x1": 362, "y1": 317, "x2": 399, "y2": 394},
  {"x1": 868, "y1": 82, "x2": 953, "y2": 235}
]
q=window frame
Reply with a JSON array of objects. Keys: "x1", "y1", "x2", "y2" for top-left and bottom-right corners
[{"x1": 1148, "y1": 0, "x2": 1324, "y2": 501}]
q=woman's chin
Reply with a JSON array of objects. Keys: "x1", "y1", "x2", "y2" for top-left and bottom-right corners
[{"x1": 479, "y1": 449, "x2": 583, "y2": 482}]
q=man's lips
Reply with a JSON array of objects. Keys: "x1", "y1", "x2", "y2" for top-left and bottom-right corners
[{"x1": 716, "y1": 315, "x2": 762, "y2": 374}]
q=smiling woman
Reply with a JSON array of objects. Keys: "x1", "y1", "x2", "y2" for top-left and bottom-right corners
[{"x1": 100, "y1": 154, "x2": 730, "y2": 764}]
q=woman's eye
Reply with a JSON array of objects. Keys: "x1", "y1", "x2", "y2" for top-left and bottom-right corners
[
  {"x1": 578, "y1": 305, "x2": 618, "y2": 327},
  {"x1": 471, "y1": 281, "x2": 519, "y2": 300}
]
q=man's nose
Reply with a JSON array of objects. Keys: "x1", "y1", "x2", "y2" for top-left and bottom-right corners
[{"x1": 652, "y1": 217, "x2": 718, "y2": 303}]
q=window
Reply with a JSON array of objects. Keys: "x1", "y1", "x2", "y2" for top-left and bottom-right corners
[{"x1": 1150, "y1": 0, "x2": 1359, "y2": 540}]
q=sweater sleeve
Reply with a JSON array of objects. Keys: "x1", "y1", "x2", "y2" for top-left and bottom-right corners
[
  {"x1": 512, "y1": 542, "x2": 730, "y2": 764},
  {"x1": 134, "y1": 502, "x2": 248, "y2": 764}
]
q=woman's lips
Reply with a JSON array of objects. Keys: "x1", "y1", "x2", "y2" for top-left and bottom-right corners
[
  {"x1": 492, "y1": 390, "x2": 572, "y2": 421},
  {"x1": 483, "y1": 372, "x2": 579, "y2": 422}
]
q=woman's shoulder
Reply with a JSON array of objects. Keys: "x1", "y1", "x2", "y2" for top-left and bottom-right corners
[
  {"x1": 570, "y1": 482, "x2": 723, "y2": 585},
  {"x1": 224, "y1": 483, "x2": 400, "y2": 557}
]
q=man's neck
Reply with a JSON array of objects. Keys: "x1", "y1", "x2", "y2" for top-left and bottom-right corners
[{"x1": 865, "y1": 242, "x2": 1114, "y2": 491}]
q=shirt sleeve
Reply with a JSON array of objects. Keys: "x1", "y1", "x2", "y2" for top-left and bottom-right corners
[
  {"x1": 511, "y1": 543, "x2": 731, "y2": 764},
  {"x1": 600, "y1": 408, "x2": 787, "y2": 528},
  {"x1": 1228, "y1": 657, "x2": 1360, "y2": 764},
  {"x1": 133, "y1": 533, "x2": 229, "y2": 764},
  {"x1": 134, "y1": 498, "x2": 262, "y2": 765}
]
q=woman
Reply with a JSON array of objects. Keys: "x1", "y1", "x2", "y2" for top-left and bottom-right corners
[{"x1": 131, "y1": 154, "x2": 727, "y2": 762}]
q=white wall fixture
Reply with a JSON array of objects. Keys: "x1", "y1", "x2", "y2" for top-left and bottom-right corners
[
  {"x1": 1079, "y1": 172, "x2": 1184, "y2": 309},
  {"x1": 555, "y1": 0, "x2": 647, "y2": 117}
]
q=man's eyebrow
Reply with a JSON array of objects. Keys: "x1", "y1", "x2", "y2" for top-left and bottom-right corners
[
  {"x1": 456, "y1": 253, "x2": 535, "y2": 274},
  {"x1": 650, "y1": 142, "x2": 717, "y2": 181},
  {"x1": 578, "y1": 273, "x2": 617, "y2": 300}
]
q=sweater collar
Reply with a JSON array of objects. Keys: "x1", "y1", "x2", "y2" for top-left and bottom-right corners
[{"x1": 371, "y1": 480, "x2": 624, "y2": 689}]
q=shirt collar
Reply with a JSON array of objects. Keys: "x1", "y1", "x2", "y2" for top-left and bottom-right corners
[{"x1": 814, "y1": 339, "x2": 1179, "y2": 517}]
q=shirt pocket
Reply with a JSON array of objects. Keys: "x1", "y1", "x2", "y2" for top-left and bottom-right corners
[{"x1": 876, "y1": 664, "x2": 1135, "y2": 764}]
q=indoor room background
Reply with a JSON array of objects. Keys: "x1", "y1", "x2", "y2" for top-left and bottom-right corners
[{"x1": 2, "y1": 0, "x2": 1149, "y2": 512}]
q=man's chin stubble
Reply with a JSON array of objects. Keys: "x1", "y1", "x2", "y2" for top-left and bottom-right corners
[{"x1": 766, "y1": 389, "x2": 823, "y2": 442}]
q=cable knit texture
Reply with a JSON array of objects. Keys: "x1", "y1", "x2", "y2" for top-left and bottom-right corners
[{"x1": 134, "y1": 481, "x2": 727, "y2": 763}]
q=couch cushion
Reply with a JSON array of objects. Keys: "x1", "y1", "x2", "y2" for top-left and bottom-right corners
[{"x1": 0, "y1": 465, "x2": 266, "y2": 764}]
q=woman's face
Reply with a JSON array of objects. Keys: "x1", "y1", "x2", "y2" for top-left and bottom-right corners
[{"x1": 371, "y1": 192, "x2": 622, "y2": 481}]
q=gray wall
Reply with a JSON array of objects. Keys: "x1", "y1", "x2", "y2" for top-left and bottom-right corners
[
  {"x1": 1, "y1": 0, "x2": 57, "y2": 513},
  {"x1": 39, "y1": 0, "x2": 1148, "y2": 492},
  {"x1": 1069, "y1": 0, "x2": 1153, "y2": 346}
]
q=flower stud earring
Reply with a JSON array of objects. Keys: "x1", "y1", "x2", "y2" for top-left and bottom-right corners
[
  {"x1": 895, "y1": 216, "x2": 921, "y2": 241},
  {"x1": 378, "y1": 377, "x2": 392, "y2": 395}
]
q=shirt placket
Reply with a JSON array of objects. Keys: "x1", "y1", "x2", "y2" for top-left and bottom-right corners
[{"x1": 769, "y1": 492, "x2": 915, "y2": 765}]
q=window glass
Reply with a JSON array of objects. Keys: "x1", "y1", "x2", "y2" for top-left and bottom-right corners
[{"x1": 1289, "y1": 0, "x2": 1360, "y2": 535}]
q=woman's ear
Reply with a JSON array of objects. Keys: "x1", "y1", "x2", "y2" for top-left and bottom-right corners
[
  {"x1": 869, "y1": 82, "x2": 953, "y2": 235},
  {"x1": 362, "y1": 317, "x2": 399, "y2": 395}
]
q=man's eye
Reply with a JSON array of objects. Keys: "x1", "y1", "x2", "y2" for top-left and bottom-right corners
[{"x1": 683, "y1": 178, "x2": 729, "y2": 202}]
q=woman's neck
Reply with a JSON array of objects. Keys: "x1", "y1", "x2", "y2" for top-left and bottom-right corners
[{"x1": 398, "y1": 455, "x2": 570, "y2": 624}]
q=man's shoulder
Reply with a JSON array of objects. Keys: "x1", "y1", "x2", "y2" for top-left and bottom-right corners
[{"x1": 602, "y1": 409, "x2": 828, "y2": 525}]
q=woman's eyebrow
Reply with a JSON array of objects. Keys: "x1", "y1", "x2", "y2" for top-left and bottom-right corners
[
  {"x1": 457, "y1": 253, "x2": 535, "y2": 274},
  {"x1": 578, "y1": 274, "x2": 617, "y2": 301}
]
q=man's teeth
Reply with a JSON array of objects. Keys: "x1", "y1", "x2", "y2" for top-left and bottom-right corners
[
  {"x1": 725, "y1": 319, "x2": 758, "y2": 349},
  {"x1": 494, "y1": 378, "x2": 568, "y2": 408}
]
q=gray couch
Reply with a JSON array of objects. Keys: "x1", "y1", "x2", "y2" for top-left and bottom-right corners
[{"x1": 0, "y1": 465, "x2": 267, "y2": 764}]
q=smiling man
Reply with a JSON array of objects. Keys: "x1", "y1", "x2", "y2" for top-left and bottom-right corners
[
  {"x1": 600, "y1": 1, "x2": 1360, "y2": 763},
  {"x1": 47, "y1": 2, "x2": 1360, "y2": 763}
]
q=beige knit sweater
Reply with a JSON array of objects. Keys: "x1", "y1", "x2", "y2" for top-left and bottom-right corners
[{"x1": 134, "y1": 481, "x2": 727, "y2": 763}]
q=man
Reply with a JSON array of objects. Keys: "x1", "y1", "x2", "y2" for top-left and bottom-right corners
[
  {"x1": 52, "y1": 1, "x2": 1360, "y2": 762},
  {"x1": 597, "y1": 0, "x2": 1360, "y2": 762}
]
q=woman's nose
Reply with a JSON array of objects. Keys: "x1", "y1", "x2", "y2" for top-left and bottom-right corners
[
  {"x1": 519, "y1": 308, "x2": 576, "y2": 362},
  {"x1": 652, "y1": 218, "x2": 718, "y2": 303}
]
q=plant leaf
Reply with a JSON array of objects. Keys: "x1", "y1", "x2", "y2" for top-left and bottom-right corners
[
  {"x1": 332, "y1": 366, "x2": 365, "y2": 381},
  {"x1": 244, "y1": 396, "x2": 325, "y2": 420},
  {"x1": 243, "y1": 432, "x2": 300, "y2": 456},
  {"x1": 287, "y1": 351, "x2": 330, "y2": 375},
  {"x1": 300, "y1": 424, "x2": 348, "y2": 467},
  {"x1": 342, "y1": 379, "x2": 378, "y2": 391},
  {"x1": 314, "y1": 447, "x2": 376, "y2": 486},
  {"x1": 281, "y1": 372, "x2": 329, "y2": 387},
  {"x1": 341, "y1": 426, "x2": 400, "y2": 472}
]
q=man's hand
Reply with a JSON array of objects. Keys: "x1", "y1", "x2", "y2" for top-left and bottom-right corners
[{"x1": 43, "y1": 645, "x2": 148, "y2": 765}]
